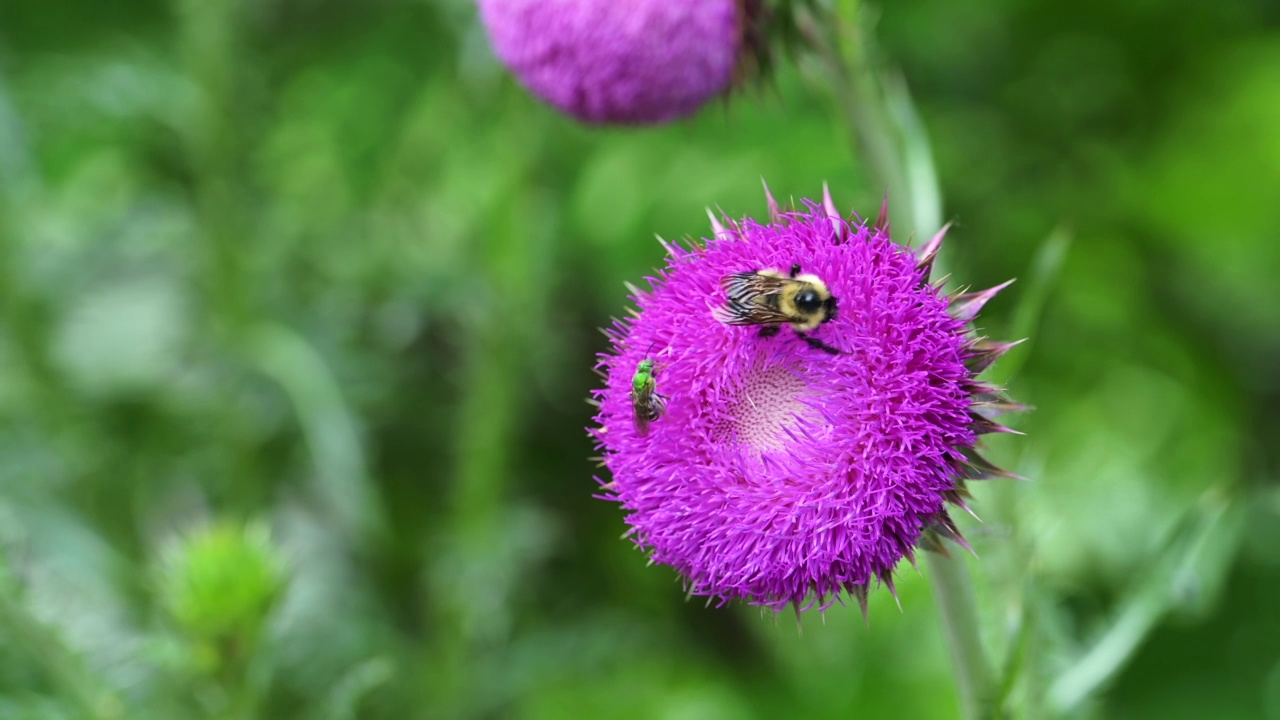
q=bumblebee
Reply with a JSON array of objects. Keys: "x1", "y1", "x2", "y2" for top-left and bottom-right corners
[
  {"x1": 630, "y1": 355, "x2": 666, "y2": 436},
  {"x1": 713, "y1": 264, "x2": 841, "y2": 354}
]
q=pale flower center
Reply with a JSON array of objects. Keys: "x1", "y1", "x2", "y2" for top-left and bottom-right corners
[{"x1": 716, "y1": 364, "x2": 812, "y2": 452}]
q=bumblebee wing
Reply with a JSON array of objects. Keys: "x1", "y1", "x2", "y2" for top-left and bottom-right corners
[
  {"x1": 714, "y1": 272, "x2": 793, "y2": 326},
  {"x1": 712, "y1": 298, "x2": 792, "y2": 325},
  {"x1": 719, "y1": 272, "x2": 792, "y2": 300}
]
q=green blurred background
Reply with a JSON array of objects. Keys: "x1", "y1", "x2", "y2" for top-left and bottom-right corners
[{"x1": 0, "y1": 0, "x2": 1277, "y2": 717}]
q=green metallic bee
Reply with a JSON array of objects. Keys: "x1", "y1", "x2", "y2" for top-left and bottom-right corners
[{"x1": 630, "y1": 349, "x2": 666, "y2": 436}]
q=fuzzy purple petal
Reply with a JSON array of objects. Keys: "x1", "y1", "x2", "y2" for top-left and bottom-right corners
[{"x1": 477, "y1": 0, "x2": 741, "y2": 125}]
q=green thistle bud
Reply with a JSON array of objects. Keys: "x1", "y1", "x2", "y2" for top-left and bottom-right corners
[{"x1": 155, "y1": 520, "x2": 283, "y2": 674}]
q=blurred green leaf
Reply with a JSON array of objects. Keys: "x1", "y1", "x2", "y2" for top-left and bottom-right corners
[{"x1": 1049, "y1": 489, "x2": 1245, "y2": 713}]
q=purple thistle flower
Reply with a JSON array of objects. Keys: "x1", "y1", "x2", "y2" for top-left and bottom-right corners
[
  {"x1": 590, "y1": 186, "x2": 1023, "y2": 614},
  {"x1": 476, "y1": 0, "x2": 750, "y2": 125}
]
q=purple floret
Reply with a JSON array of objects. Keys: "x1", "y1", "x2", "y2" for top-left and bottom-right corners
[
  {"x1": 477, "y1": 0, "x2": 741, "y2": 125},
  {"x1": 591, "y1": 194, "x2": 1007, "y2": 612}
]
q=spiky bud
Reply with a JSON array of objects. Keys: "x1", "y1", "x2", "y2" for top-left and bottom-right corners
[{"x1": 155, "y1": 520, "x2": 283, "y2": 673}]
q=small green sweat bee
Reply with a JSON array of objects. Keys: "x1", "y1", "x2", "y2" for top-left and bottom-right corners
[{"x1": 630, "y1": 351, "x2": 666, "y2": 436}]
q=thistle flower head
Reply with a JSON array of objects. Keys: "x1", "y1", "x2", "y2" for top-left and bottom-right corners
[
  {"x1": 477, "y1": 0, "x2": 753, "y2": 125},
  {"x1": 591, "y1": 186, "x2": 1022, "y2": 613}
]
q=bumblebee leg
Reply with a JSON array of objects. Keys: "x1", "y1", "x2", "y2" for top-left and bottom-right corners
[
  {"x1": 789, "y1": 264, "x2": 802, "y2": 278},
  {"x1": 758, "y1": 326, "x2": 782, "y2": 338},
  {"x1": 797, "y1": 333, "x2": 841, "y2": 355}
]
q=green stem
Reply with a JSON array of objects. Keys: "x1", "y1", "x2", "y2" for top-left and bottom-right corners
[
  {"x1": 929, "y1": 552, "x2": 998, "y2": 720},
  {"x1": 804, "y1": 5, "x2": 998, "y2": 714},
  {"x1": 798, "y1": 6, "x2": 912, "y2": 234}
]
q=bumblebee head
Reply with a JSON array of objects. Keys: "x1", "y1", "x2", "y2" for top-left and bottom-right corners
[
  {"x1": 794, "y1": 288, "x2": 826, "y2": 315},
  {"x1": 790, "y1": 275, "x2": 834, "y2": 315}
]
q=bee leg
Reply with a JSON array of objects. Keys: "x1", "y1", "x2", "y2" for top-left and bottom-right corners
[
  {"x1": 797, "y1": 333, "x2": 841, "y2": 355},
  {"x1": 789, "y1": 264, "x2": 802, "y2": 278},
  {"x1": 758, "y1": 326, "x2": 782, "y2": 338}
]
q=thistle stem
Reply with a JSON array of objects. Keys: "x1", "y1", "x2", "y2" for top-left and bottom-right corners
[
  {"x1": 798, "y1": 4, "x2": 912, "y2": 235},
  {"x1": 929, "y1": 552, "x2": 998, "y2": 720},
  {"x1": 804, "y1": 4, "x2": 998, "y2": 714}
]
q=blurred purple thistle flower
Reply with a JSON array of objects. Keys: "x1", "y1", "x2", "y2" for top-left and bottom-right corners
[
  {"x1": 590, "y1": 185, "x2": 1023, "y2": 614},
  {"x1": 477, "y1": 0, "x2": 756, "y2": 125}
]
